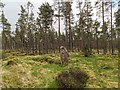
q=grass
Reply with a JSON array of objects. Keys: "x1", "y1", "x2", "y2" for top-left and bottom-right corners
[{"x1": 1, "y1": 51, "x2": 118, "y2": 88}]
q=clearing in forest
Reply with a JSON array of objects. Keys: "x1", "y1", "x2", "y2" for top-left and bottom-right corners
[{"x1": 1, "y1": 52, "x2": 118, "y2": 88}]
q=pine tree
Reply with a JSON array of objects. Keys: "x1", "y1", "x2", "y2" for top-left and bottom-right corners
[
  {"x1": 95, "y1": 0, "x2": 108, "y2": 54},
  {"x1": 53, "y1": 0, "x2": 64, "y2": 52},
  {"x1": 105, "y1": 1, "x2": 116, "y2": 54},
  {"x1": 36, "y1": 17, "x2": 44, "y2": 54},
  {"x1": 1, "y1": 10, "x2": 11, "y2": 50},
  {"x1": 115, "y1": 5, "x2": 120, "y2": 57},
  {"x1": 14, "y1": 24, "x2": 21, "y2": 50},
  {"x1": 61, "y1": 1, "x2": 74, "y2": 51},
  {"x1": 17, "y1": 5, "x2": 27, "y2": 52},
  {"x1": 38, "y1": 2, "x2": 54, "y2": 54},
  {"x1": 76, "y1": 1, "x2": 83, "y2": 52},
  {"x1": 93, "y1": 20, "x2": 100, "y2": 54},
  {"x1": 84, "y1": 0, "x2": 93, "y2": 55}
]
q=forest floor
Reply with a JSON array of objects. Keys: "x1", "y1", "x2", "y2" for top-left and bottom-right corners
[{"x1": 1, "y1": 51, "x2": 119, "y2": 88}]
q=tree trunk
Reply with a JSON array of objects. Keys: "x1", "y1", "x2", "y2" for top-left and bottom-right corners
[
  {"x1": 58, "y1": 1, "x2": 61, "y2": 53},
  {"x1": 97, "y1": 36, "x2": 99, "y2": 54},
  {"x1": 102, "y1": 1, "x2": 107, "y2": 54},
  {"x1": 111, "y1": 2, "x2": 114, "y2": 54}
]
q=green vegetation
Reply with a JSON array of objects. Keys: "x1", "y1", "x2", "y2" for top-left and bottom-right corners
[{"x1": 1, "y1": 52, "x2": 118, "y2": 88}]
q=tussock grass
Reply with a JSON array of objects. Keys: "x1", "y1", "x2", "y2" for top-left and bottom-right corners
[{"x1": 2, "y1": 52, "x2": 118, "y2": 88}]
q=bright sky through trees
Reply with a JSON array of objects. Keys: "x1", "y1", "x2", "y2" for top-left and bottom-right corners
[{"x1": 0, "y1": 0, "x2": 118, "y2": 32}]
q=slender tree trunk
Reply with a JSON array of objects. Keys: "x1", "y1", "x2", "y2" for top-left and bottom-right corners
[
  {"x1": 89, "y1": 33, "x2": 92, "y2": 54},
  {"x1": 102, "y1": 1, "x2": 104, "y2": 54},
  {"x1": 118, "y1": 37, "x2": 120, "y2": 57},
  {"x1": 109, "y1": 37, "x2": 111, "y2": 53},
  {"x1": 95, "y1": 28, "x2": 99, "y2": 54},
  {"x1": 102, "y1": 1, "x2": 107, "y2": 54},
  {"x1": 118, "y1": 0, "x2": 120, "y2": 57},
  {"x1": 38, "y1": 41, "x2": 41, "y2": 55},
  {"x1": 111, "y1": 2, "x2": 114, "y2": 54},
  {"x1": 65, "y1": 18, "x2": 68, "y2": 49},
  {"x1": 45, "y1": 28, "x2": 48, "y2": 54},
  {"x1": 68, "y1": 14, "x2": 72, "y2": 51},
  {"x1": 35, "y1": 33, "x2": 37, "y2": 54},
  {"x1": 58, "y1": 1, "x2": 61, "y2": 53},
  {"x1": 97, "y1": 36, "x2": 99, "y2": 54}
]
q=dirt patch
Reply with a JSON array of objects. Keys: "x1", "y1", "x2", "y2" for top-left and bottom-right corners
[
  {"x1": 6, "y1": 60, "x2": 17, "y2": 66},
  {"x1": 56, "y1": 67, "x2": 89, "y2": 88}
]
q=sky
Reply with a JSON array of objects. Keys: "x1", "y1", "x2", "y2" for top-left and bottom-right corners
[
  {"x1": 1, "y1": 0, "x2": 54, "y2": 31},
  {"x1": 0, "y1": 0, "x2": 93, "y2": 32},
  {"x1": 0, "y1": 0, "x2": 118, "y2": 33}
]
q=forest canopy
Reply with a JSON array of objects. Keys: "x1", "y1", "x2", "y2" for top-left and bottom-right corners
[{"x1": 0, "y1": 0, "x2": 120, "y2": 56}]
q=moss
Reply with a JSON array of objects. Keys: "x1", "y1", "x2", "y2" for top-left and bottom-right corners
[{"x1": 2, "y1": 52, "x2": 118, "y2": 88}]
